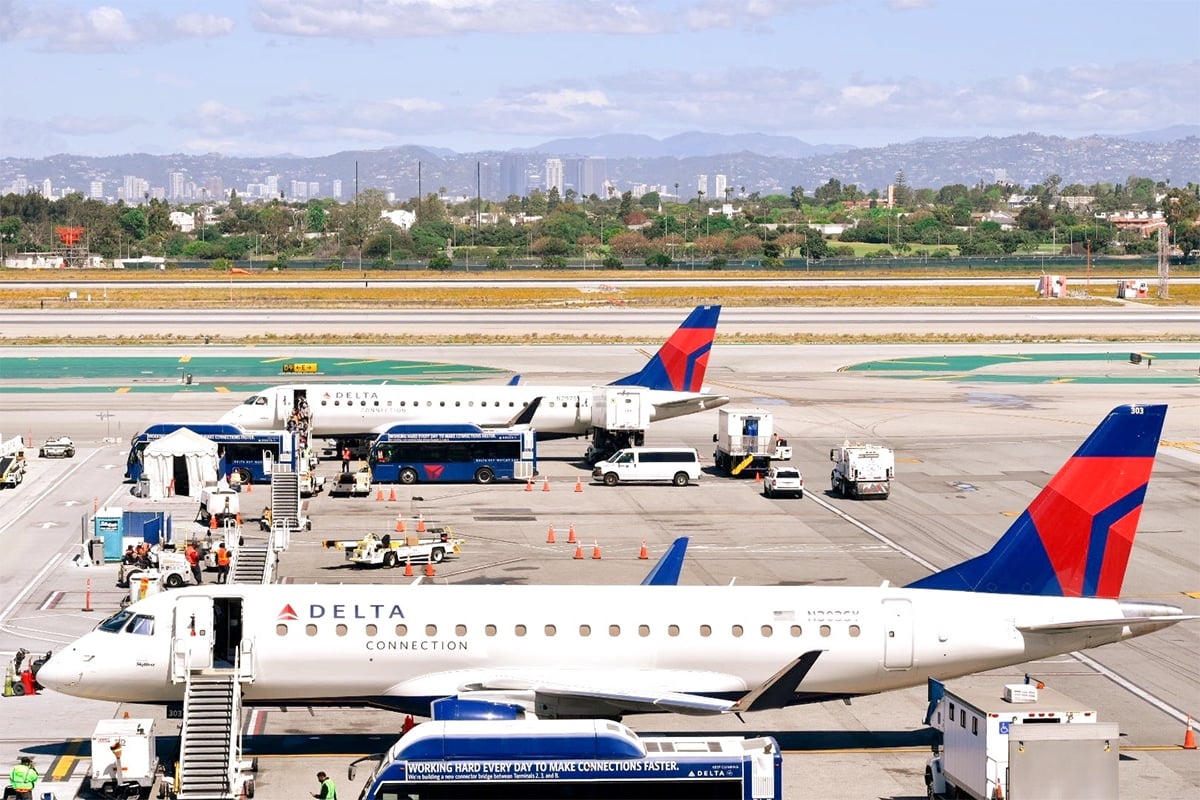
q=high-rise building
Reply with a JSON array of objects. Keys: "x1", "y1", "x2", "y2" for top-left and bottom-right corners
[
  {"x1": 168, "y1": 171, "x2": 186, "y2": 200},
  {"x1": 332, "y1": 179, "x2": 343, "y2": 199},
  {"x1": 89, "y1": 180, "x2": 104, "y2": 200},
  {"x1": 545, "y1": 158, "x2": 564, "y2": 196},
  {"x1": 41, "y1": 178, "x2": 52, "y2": 198},
  {"x1": 714, "y1": 174, "x2": 728, "y2": 203},
  {"x1": 204, "y1": 177, "x2": 223, "y2": 201},
  {"x1": 265, "y1": 175, "x2": 280, "y2": 200},
  {"x1": 500, "y1": 155, "x2": 528, "y2": 198},
  {"x1": 308, "y1": 181, "x2": 320, "y2": 198},
  {"x1": 581, "y1": 156, "x2": 607, "y2": 198},
  {"x1": 697, "y1": 174, "x2": 708, "y2": 200}
]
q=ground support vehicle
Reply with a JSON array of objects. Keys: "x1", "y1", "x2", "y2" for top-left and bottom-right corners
[
  {"x1": 39, "y1": 435, "x2": 76, "y2": 458},
  {"x1": 925, "y1": 680, "x2": 1117, "y2": 800},
  {"x1": 830, "y1": 441, "x2": 894, "y2": 498},
  {"x1": 0, "y1": 455, "x2": 25, "y2": 488},
  {"x1": 324, "y1": 529, "x2": 462, "y2": 568},
  {"x1": 584, "y1": 386, "x2": 650, "y2": 465},
  {"x1": 329, "y1": 467, "x2": 372, "y2": 497},
  {"x1": 300, "y1": 471, "x2": 326, "y2": 497},
  {"x1": 713, "y1": 408, "x2": 792, "y2": 476},
  {"x1": 762, "y1": 465, "x2": 804, "y2": 498},
  {"x1": 591, "y1": 447, "x2": 702, "y2": 486},
  {"x1": 196, "y1": 485, "x2": 241, "y2": 524},
  {"x1": 370, "y1": 424, "x2": 536, "y2": 485},
  {"x1": 88, "y1": 717, "x2": 164, "y2": 799}
]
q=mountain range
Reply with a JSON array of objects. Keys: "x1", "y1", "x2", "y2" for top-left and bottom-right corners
[{"x1": 2, "y1": 129, "x2": 1197, "y2": 203}]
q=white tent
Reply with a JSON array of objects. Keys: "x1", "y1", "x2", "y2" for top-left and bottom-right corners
[{"x1": 142, "y1": 427, "x2": 219, "y2": 501}]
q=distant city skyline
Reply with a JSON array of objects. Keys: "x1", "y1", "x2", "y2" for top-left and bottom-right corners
[{"x1": 1, "y1": 0, "x2": 1197, "y2": 160}]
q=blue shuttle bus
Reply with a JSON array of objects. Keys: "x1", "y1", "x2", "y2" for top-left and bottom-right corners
[
  {"x1": 368, "y1": 424, "x2": 537, "y2": 485},
  {"x1": 126, "y1": 423, "x2": 299, "y2": 485},
  {"x1": 354, "y1": 720, "x2": 782, "y2": 800}
]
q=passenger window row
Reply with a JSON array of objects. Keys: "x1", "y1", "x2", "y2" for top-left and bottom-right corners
[{"x1": 276, "y1": 622, "x2": 863, "y2": 639}]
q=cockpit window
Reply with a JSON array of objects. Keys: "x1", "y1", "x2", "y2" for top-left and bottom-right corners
[
  {"x1": 255, "y1": 397, "x2": 268, "y2": 405},
  {"x1": 127, "y1": 615, "x2": 155, "y2": 636},
  {"x1": 98, "y1": 609, "x2": 134, "y2": 633}
]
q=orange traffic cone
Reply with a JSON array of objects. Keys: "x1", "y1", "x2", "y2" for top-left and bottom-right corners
[
  {"x1": 542, "y1": 477, "x2": 551, "y2": 493},
  {"x1": 1185, "y1": 716, "x2": 1197, "y2": 750},
  {"x1": 567, "y1": 524, "x2": 577, "y2": 544},
  {"x1": 389, "y1": 487, "x2": 397, "y2": 502},
  {"x1": 245, "y1": 481, "x2": 252, "y2": 493},
  {"x1": 416, "y1": 514, "x2": 426, "y2": 533},
  {"x1": 546, "y1": 524, "x2": 556, "y2": 544},
  {"x1": 573, "y1": 544, "x2": 584, "y2": 560},
  {"x1": 376, "y1": 488, "x2": 383, "y2": 501},
  {"x1": 574, "y1": 477, "x2": 583, "y2": 493},
  {"x1": 404, "y1": 557, "x2": 413, "y2": 577},
  {"x1": 524, "y1": 478, "x2": 533, "y2": 492},
  {"x1": 209, "y1": 514, "x2": 218, "y2": 530},
  {"x1": 424, "y1": 561, "x2": 436, "y2": 577},
  {"x1": 395, "y1": 515, "x2": 405, "y2": 533},
  {"x1": 235, "y1": 513, "x2": 242, "y2": 527},
  {"x1": 754, "y1": 470, "x2": 763, "y2": 483},
  {"x1": 638, "y1": 539, "x2": 648, "y2": 560},
  {"x1": 592, "y1": 541, "x2": 603, "y2": 560}
]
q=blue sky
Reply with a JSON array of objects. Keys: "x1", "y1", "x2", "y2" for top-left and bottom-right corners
[{"x1": 1, "y1": 0, "x2": 1197, "y2": 158}]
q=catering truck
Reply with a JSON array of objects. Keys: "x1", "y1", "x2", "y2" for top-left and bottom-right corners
[
  {"x1": 925, "y1": 680, "x2": 1117, "y2": 800},
  {"x1": 830, "y1": 441, "x2": 894, "y2": 499},
  {"x1": 712, "y1": 408, "x2": 792, "y2": 476}
]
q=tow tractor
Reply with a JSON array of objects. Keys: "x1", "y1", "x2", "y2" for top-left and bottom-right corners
[
  {"x1": 39, "y1": 435, "x2": 76, "y2": 458},
  {"x1": 329, "y1": 466, "x2": 372, "y2": 498},
  {"x1": 324, "y1": 528, "x2": 463, "y2": 568}
]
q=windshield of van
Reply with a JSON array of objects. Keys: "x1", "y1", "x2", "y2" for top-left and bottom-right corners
[{"x1": 614, "y1": 451, "x2": 634, "y2": 464}]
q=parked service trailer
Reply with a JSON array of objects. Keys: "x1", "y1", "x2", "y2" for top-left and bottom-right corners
[
  {"x1": 925, "y1": 680, "x2": 1117, "y2": 800},
  {"x1": 585, "y1": 386, "x2": 650, "y2": 465},
  {"x1": 713, "y1": 408, "x2": 792, "y2": 477},
  {"x1": 88, "y1": 717, "x2": 163, "y2": 799}
]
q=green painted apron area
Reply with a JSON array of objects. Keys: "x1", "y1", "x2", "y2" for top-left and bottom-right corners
[
  {"x1": 843, "y1": 352, "x2": 1200, "y2": 384},
  {"x1": 0, "y1": 356, "x2": 505, "y2": 393}
]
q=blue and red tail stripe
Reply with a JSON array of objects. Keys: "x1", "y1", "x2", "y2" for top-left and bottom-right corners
[
  {"x1": 907, "y1": 404, "x2": 1166, "y2": 598},
  {"x1": 611, "y1": 305, "x2": 720, "y2": 392}
]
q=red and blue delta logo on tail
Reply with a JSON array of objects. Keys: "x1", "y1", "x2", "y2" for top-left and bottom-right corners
[
  {"x1": 907, "y1": 404, "x2": 1166, "y2": 598},
  {"x1": 610, "y1": 305, "x2": 720, "y2": 393}
]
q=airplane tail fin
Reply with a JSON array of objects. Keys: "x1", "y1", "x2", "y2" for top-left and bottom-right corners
[
  {"x1": 906, "y1": 404, "x2": 1166, "y2": 598},
  {"x1": 610, "y1": 305, "x2": 720, "y2": 391}
]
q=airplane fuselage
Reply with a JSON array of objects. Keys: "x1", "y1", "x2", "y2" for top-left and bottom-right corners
[
  {"x1": 38, "y1": 584, "x2": 1172, "y2": 716},
  {"x1": 219, "y1": 383, "x2": 728, "y2": 439}
]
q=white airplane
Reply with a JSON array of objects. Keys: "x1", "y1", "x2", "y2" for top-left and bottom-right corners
[
  {"x1": 39, "y1": 405, "x2": 1191, "y2": 720},
  {"x1": 217, "y1": 305, "x2": 728, "y2": 443}
]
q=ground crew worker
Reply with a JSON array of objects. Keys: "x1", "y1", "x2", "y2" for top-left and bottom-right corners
[
  {"x1": 215, "y1": 542, "x2": 230, "y2": 584},
  {"x1": 8, "y1": 755, "x2": 38, "y2": 800},
  {"x1": 259, "y1": 506, "x2": 272, "y2": 532},
  {"x1": 341, "y1": 446, "x2": 351, "y2": 473},
  {"x1": 184, "y1": 541, "x2": 202, "y2": 584},
  {"x1": 312, "y1": 770, "x2": 337, "y2": 799}
]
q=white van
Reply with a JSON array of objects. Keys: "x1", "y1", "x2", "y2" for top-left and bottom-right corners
[{"x1": 591, "y1": 447, "x2": 702, "y2": 487}]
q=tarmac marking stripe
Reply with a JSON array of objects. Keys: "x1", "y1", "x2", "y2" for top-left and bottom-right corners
[
  {"x1": 214, "y1": 386, "x2": 230, "y2": 393},
  {"x1": 49, "y1": 736, "x2": 85, "y2": 781},
  {"x1": 116, "y1": 387, "x2": 131, "y2": 393},
  {"x1": 334, "y1": 359, "x2": 384, "y2": 366},
  {"x1": 178, "y1": 355, "x2": 191, "y2": 363},
  {"x1": 261, "y1": 357, "x2": 291, "y2": 363},
  {"x1": 40, "y1": 590, "x2": 64, "y2": 610}
]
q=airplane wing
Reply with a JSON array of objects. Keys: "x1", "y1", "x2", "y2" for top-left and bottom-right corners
[
  {"x1": 504, "y1": 396, "x2": 541, "y2": 427},
  {"x1": 640, "y1": 537, "x2": 688, "y2": 586},
  {"x1": 457, "y1": 652, "x2": 824, "y2": 718}
]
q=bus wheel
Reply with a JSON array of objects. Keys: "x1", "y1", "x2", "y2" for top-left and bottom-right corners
[
  {"x1": 236, "y1": 468, "x2": 253, "y2": 486},
  {"x1": 431, "y1": 548, "x2": 446, "y2": 563},
  {"x1": 474, "y1": 467, "x2": 494, "y2": 485},
  {"x1": 399, "y1": 468, "x2": 418, "y2": 485}
]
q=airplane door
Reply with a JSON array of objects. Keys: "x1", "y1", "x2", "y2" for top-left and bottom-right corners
[
  {"x1": 173, "y1": 595, "x2": 215, "y2": 672},
  {"x1": 882, "y1": 598, "x2": 913, "y2": 670}
]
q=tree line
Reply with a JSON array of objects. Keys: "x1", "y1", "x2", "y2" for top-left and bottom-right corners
[{"x1": 1, "y1": 174, "x2": 1197, "y2": 268}]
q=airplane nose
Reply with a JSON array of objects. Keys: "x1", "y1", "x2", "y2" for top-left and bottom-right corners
[{"x1": 35, "y1": 650, "x2": 83, "y2": 693}]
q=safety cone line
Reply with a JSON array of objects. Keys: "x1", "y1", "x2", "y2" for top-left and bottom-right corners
[
  {"x1": 524, "y1": 478, "x2": 533, "y2": 492},
  {"x1": 567, "y1": 524, "x2": 577, "y2": 544},
  {"x1": 546, "y1": 524, "x2": 556, "y2": 544},
  {"x1": 574, "y1": 477, "x2": 583, "y2": 493},
  {"x1": 424, "y1": 561, "x2": 436, "y2": 577},
  {"x1": 592, "y1": 541, "x2": 603, "y2": 560},
  {"x1": 638, "y1": 539, "x2": 649, "y2": 560},
  {"x1": 1184, "y1": 715, "x2": 1197, "y2": 750},
  {"x1": 388, "y1": 487, "x2": 397, "y2": 502},
  {"x1": 376, "y1": 488, "x2": 384, "y2": 501},
  {"x1": 573, "y1": 544, "x2": 584, "y2": 560},
  {"x1": 542, "y1": 478, "x2": 551, "y2": 492},
  {"x1": 403, "y1": 557, "x2": 414, "y2": 577}
]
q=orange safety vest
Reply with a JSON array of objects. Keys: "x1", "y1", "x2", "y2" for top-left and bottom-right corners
[{"x1": 216, "y1": 548, "x2": 230, "y2": 566}]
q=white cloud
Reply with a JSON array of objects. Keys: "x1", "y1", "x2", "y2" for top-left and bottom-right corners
[
  {"x1": 387, "y1": 97, "x2": 445, "y2": 113},
  {"x1": 7, "y1": 2, "x2": 234, "y2": 52}
]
